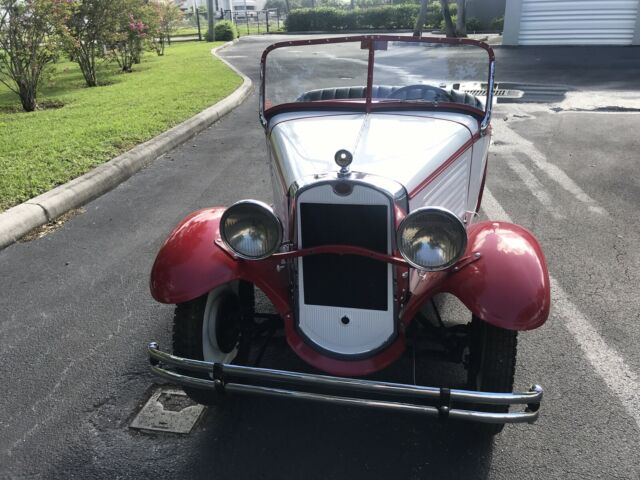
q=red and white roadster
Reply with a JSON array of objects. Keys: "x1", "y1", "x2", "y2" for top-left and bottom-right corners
[{"x1": 147, "y1": 35, "x2": 549, "y2": 435}]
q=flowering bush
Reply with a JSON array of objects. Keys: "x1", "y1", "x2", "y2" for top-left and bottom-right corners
[
  {"x1": 0, "y1": 0, "x2": 71, "y2": 111},
  {"x1": 111, "y1": 11, "x2": 148, "y2": 72},
  {"x1": 148, "y1": 0, "x2": 183, "y2": 56},
  {"x1": 59, "y1": 0, "x2": 130, "y2": 86}
]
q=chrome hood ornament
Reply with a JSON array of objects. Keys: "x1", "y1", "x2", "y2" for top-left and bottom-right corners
[{"x1": 335, "y1": 149, "x2": 353, "y2": 177}]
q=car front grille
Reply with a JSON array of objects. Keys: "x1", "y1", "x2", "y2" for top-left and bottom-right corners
[{"x1": 299, "y1": 202, "x2": 389, "y2": 311}]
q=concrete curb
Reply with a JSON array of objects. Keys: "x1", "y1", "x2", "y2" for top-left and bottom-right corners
[{"x1": 0, "y1": 40, "x2": 253, "y2": 251}]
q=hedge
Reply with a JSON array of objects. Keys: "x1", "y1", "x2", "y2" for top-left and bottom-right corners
[
  {"x1": 285, "y1": 3, "x2": 458, "y2": 31},
  {"x1": 465, "y1": 17, "x2": 482, "y2": 32},
  {"x1": 283, "y1": 2, "x2": 500, "y2": 33}
]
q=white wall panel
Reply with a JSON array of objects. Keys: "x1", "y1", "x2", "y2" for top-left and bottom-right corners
[{"x1": 518, "y1": 0, "x2": 639, "y2": 45}]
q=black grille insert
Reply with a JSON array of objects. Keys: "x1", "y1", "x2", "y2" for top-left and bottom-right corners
[{"x1": 300, "y1": 203, "x2": 388, "y2": 311}]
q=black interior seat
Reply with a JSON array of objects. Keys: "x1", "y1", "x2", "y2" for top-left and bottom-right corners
[
  {"x1": 448, "y1": 89, "x2": 484, "y2": 109},
  {"x1": 297, "y1": 86, "x2": 399, "y2": 102},
  {"x1": 296, "y1": 85, "x2": 483, "y2": 109}
]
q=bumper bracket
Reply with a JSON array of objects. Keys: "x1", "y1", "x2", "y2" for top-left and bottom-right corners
[{"x1": 147, "y1": 342, "x2": 543, "y2": 425}]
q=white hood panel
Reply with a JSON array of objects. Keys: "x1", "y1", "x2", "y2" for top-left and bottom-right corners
[{"x1": 269, "y1": 111, "x2": 476, "y2": 194}]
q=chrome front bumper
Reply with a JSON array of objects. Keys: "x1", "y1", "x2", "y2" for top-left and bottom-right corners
[{"x1": 148, "y1": 342, "x2": 543, "y2": 424}]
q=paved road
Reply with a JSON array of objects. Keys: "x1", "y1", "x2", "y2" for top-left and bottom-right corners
[{"x1": 1, "y1": 35, "x2": 639, "y2": 479}]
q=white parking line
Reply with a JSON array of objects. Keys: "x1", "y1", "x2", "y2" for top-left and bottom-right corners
[
  {"x1": 506, "y1": 157, "x2": 565, "y2": 220},
  {"x1": 482, "y1": 188, "x2": 640, "y2": 429},
  {"x1": 492, "y1": 123, "x2": 607, "y2": 215}
]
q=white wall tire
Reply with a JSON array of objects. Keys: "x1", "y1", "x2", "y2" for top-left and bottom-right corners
[
  {"x1": 172, "y1": 281, "x2": 251, "y2": 406},
  {"x1": 202, "y1": 284, "x2": 240, "y2": 364}
]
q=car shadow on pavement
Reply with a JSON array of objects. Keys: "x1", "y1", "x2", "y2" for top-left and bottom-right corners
[
  {"x1": 188, "y1": 396, "x2": 495, "y2": 479},
  {"x1": 184, "y1": 342, "x2": 496, "y2": 480}
]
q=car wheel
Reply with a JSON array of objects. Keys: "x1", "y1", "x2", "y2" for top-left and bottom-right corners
[
  {"x1": 172, "y1": 282, "x2": 252, "y2": 406},
  {"x1": 466, "y1": 315, "x2": 518, "y2": 435}
]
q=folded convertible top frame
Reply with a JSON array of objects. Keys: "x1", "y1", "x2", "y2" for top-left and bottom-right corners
[{"x1": 148, "y1": 343, "x2": 542, "y2": 425}]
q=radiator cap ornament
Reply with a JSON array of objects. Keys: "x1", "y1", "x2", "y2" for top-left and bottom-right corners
[{"x1": 335, "y1": 149, "x2": 353, "y2": 177}]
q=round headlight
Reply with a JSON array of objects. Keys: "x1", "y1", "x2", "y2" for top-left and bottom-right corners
[
  {"x1": 220, "y1": 200, "x2": 282, "y2": 260},
  {"x1": 397, "y1": 207, "x2": 467, "y2": 271}
]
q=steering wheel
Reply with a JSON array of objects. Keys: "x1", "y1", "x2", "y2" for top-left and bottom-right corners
[{"x1": 386, "y1": 84, "x2": 452, "y2": 102}]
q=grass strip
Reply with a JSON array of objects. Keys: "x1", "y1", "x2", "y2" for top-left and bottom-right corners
[{"x1": 0, "y1": 41, "x2": 242, "y2": 211}]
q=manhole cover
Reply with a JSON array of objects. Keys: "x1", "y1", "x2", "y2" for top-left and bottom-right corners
[
  {"x1": 462, "y1": 88, "x2": 524, "y2": 99},
  {"x1": 130, "y1": 387, "x2": 205, "y2": 434}
]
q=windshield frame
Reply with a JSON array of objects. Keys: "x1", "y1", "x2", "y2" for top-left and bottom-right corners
[{"x1": 259, "y1": 35, "x2": 495, "y2": 132}]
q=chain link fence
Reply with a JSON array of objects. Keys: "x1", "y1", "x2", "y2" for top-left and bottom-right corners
[
  {"x1": 223, "y1": 9, "x2": 284, "y2": 35},
  {"x1": 170, "y1": 8, "x2": 284, "y2": 40}
]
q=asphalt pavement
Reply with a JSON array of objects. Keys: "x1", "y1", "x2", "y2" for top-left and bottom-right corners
[{"x1": 1, "y1": 35, "x2": 639, "y2": 479}]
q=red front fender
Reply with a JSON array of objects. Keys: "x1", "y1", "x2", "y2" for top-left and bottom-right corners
[
  {"x1": 150, "y1": 208, "x2": 291, "y2": 315},
  {"x1": 402, "y1": 221, "x2": 550, "y2": 331},
  {"x1": 150, "y1": 207, "x2": 407, "y2": 376}
]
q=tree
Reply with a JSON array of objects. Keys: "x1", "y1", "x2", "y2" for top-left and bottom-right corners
[
  {"x1": 455, "y1": 0, "x2": 466, "y2": 37},
  {"x1": 413, "y1": 0, "x2": 428, "y2": 36},
  {"x1": 148, "y1": 0, "x2": 183, "y2": 56},
  {"x1": 265, "y1": 0, "x2": 302, "y2": 10},
  {"x1": 0, "y1": 0, "x2": 68, "y2": 111},
  {"x1": 440, "y1": 0, "x2": 455, "y2": 37},
  {"x1": 205, "y1": 0, "x2": 214, "y2": 42},
  {"x1": 60, "y1": 0, "x2": 126, "y2": 87},
  {"x1": 109, "y1": 1, "x2": 149, "y2": 72}
]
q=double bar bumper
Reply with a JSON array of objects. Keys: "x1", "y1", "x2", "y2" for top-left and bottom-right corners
[{"x1": 148, "y1": 342, "x2": 543, "y2": 424}]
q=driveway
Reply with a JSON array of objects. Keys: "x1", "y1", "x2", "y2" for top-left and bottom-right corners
[{"x1": 1, "y1": 35, "x2": 639, "y2": 479}]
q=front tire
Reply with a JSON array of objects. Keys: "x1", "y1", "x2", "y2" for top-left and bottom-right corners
[
  {"x1": 467, "y1": 316, "x2": 518, "y2": 435},
  {"x1": 172, "y1": 282, "x2": 251, "y2": 406}
]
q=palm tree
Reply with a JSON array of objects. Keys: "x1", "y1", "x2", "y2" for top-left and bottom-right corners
[{"x1": 440, "y1": 0, "x2": 456, "y2": 37}]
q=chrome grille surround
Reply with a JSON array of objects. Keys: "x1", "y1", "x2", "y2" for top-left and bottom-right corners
[{"x1": 288, "y1": 173, "x2": 408, "y2": 357}]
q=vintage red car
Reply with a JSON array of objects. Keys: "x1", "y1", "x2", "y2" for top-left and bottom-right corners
[{"x1": 147, "y1": 35, "x2": 549, "y2": 435}]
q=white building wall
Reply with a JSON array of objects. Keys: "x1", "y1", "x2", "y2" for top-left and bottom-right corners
[{"x1": 504, "y1": 0, "x2": 640, "y2": 45}]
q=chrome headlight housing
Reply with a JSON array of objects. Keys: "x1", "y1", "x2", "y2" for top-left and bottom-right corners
[
  {"x1": 397, "y1": 207, "x2": 467, "y2": 271},
  {"x1": 220, "y1": 200, "x2": 283, "y2": 260}
]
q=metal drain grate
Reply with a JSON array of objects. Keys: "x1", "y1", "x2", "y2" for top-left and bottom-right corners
[
  {"x1": 463, "y1": 89, "x2": 524, "y2": 98},
  {"x1": 130, "y1": 387, "x2": 205, "y2": 434}
]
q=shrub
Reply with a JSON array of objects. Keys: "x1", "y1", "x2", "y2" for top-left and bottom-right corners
[
  {"x1": 109, "y1": 13, "x2": 148, "y2": 72},
  {"x1": 149, "y1": 0, "x2": 184, "y2": 56},
  {"x1": 389, "y1": 4, "x2": 420, "y2": 28},
  {"x1": 285, "y1": 5, "x2": 420, "y2": 31},
  {"x1": 0, "y1": 0, "x2": 70, "y2": 111},
  {"x1": 355, "y1": 0, "x2": 390, "y2": 7},
  {"x1": 61, "y1": 0, "x2": 128, "y2": 86},
  {"x1": 490, "y1": 15, "x2": 504, "y2": 32},
  {"x1": 213, "y1": 20, "x2": 238, "y2": 40},
  {"x1": 465, "y1": 17, "x2": 483, "y2": 32},
  {"x1": 285, "y1": 7, "x2": 344, "y2": 31},
  {"x1": 284, "y1": 1, "x2": 458, "y2": 32}
]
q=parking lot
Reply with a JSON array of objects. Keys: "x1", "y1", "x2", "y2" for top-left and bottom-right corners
[{"x1": 1, "y1": 35, "x2": 639, "y2": 478}]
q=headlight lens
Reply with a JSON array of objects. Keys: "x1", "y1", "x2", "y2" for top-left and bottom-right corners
[
  {"x1": 220, "y1": 200, "x2": 282, "y2": 260},
  {"x1": 397, "y1": 207, "x2": 467, "y2": 271}
]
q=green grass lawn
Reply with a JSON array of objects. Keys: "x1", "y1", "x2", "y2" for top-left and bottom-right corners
[
  {"x1": 0, "y1": 41, "x2": 242, "y2": 211},
  {"x1": 172, "y1": 26, "x2": 200, "y2": 36},
  {"x1": 171, "y1": 24, "x2": 284, "y2": 37}
]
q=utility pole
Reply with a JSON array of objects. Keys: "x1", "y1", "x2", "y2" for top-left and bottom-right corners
[
  {"x1": 243, "y1": 0, "x2": 249, "y2": 34},
  {"x1": 192, "y1": 0, "x2": 202, "y2": 41},
  {"x1": 207, "y1": 0, "x2": 215, "y2": 41}
]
